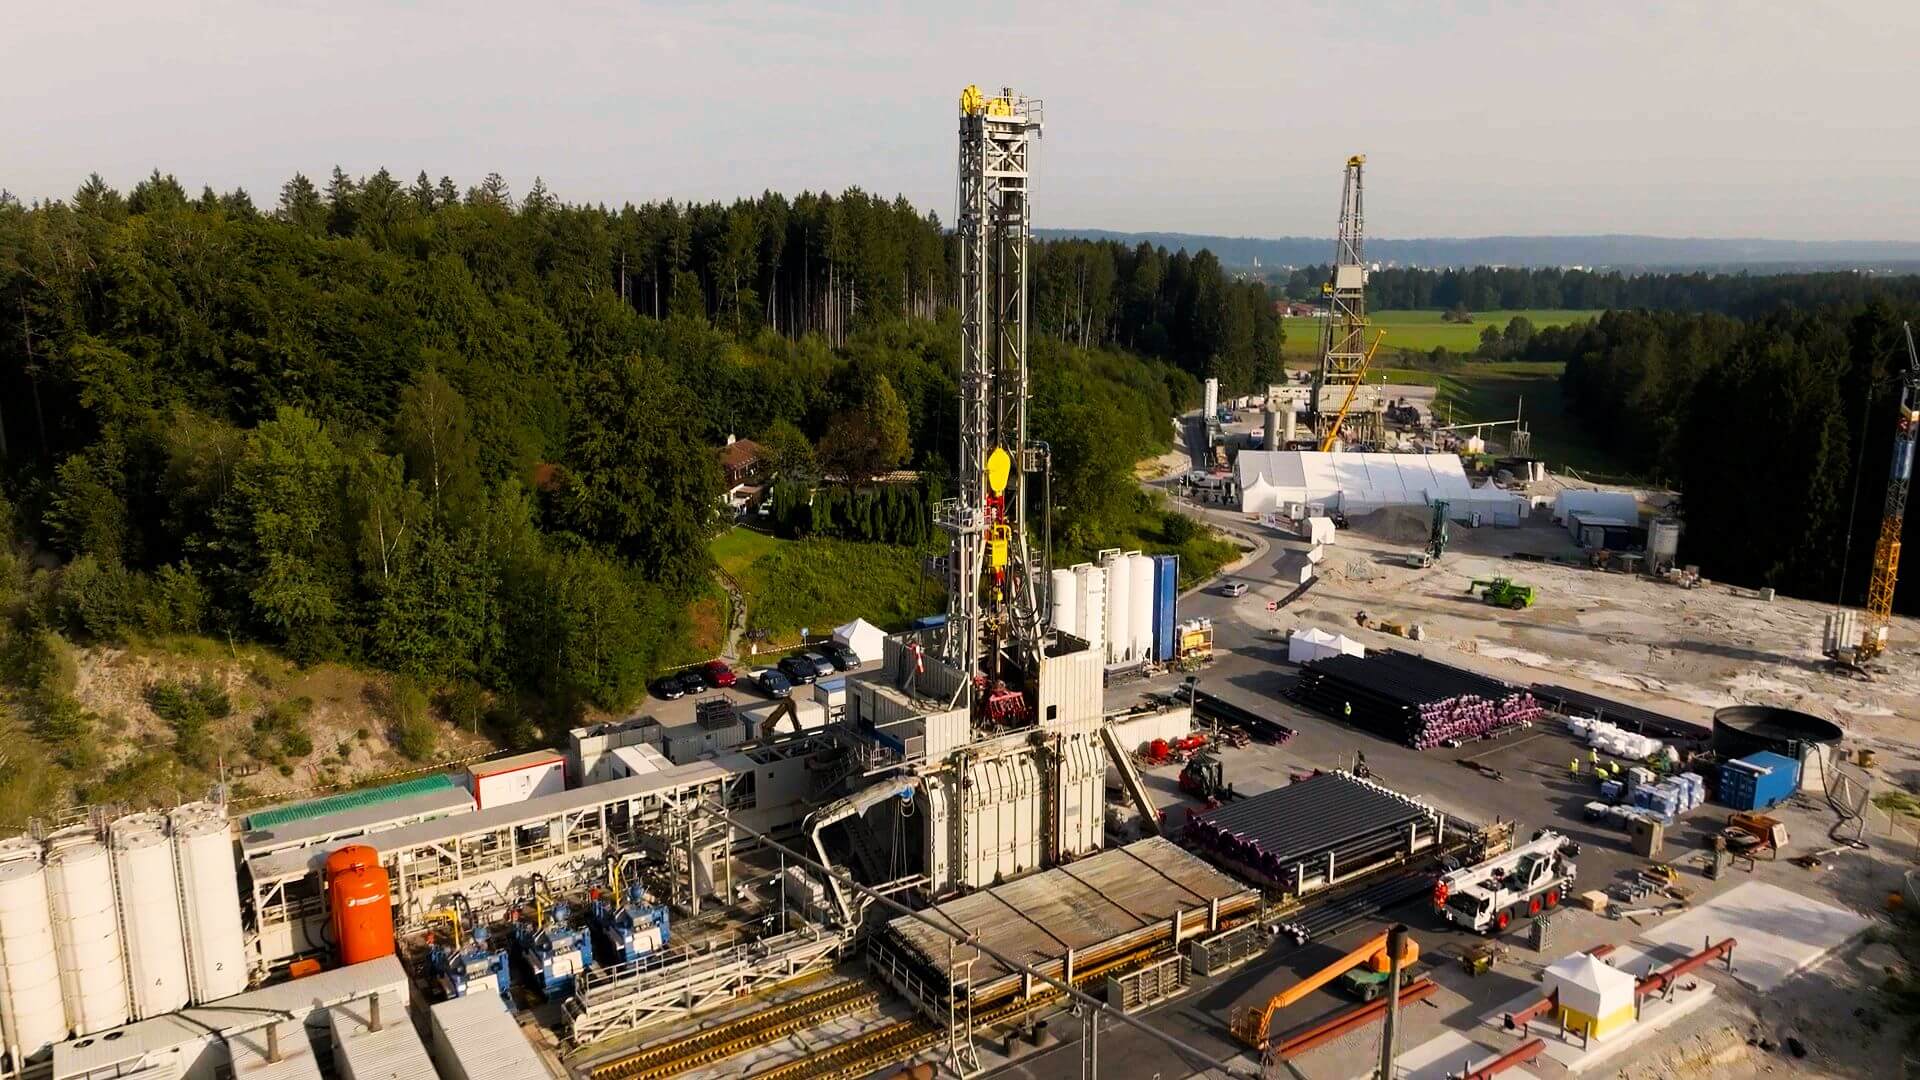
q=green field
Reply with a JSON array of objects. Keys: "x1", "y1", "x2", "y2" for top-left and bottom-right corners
[
  {"x1": 1281, "y1": 309, "x2": 1600, "y2": 357},
  {"x1": 1368, "y1": 362, "x2": 1631, "y2": 478},
  {"x1": 711, "y1": 529, "x2": 939, "y2": 643}
]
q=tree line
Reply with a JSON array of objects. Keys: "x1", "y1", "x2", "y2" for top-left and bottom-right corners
[
  {"x1": 1279, "y1": 263, "x2": 1920, "y2": 318},
  {"x1": 0, "y1": 169, "x2": 1202, "y2": 771},
  {"x1": 1529, "y1": 303, "x2": 1919, "y2": 613}
]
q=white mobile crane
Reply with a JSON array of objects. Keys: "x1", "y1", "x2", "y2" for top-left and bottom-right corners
[{"x1": 1432, "y1": 830, "x2": 1580, "y2": 934}]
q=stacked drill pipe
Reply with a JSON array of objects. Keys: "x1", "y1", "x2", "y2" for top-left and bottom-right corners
[
  {"x1": 1290, "y1": 650, "x2": 1547, "y2": 748},
  {"x1": 1184, "y1": 772, "x2": 1438, "y2": 895}
]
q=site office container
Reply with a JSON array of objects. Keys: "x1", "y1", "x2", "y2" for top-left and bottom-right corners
[{"x1": 467, "y1": 750, "x2": 567, "y2": 810}]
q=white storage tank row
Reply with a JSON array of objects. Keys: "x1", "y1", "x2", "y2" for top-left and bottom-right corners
[
  {"x1": 0, "y1": 805, "x2": 250, "y2": 1064},
  {"x1": 1052, "y1": 555, "x2": 1160, "y2": 665}
]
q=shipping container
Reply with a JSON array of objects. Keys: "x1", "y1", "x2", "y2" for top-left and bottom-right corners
[
  {"x1": 1151, "y1": 555, "x2": 1179, "y2": 662},
  {"x1": 1716, "y1": 751, "x2": 1799, "y2": 811},
  {"x1": 328, "y1": 989, "x2": 436, "y2": 1080},
  {"x1": 468, "y1": 750, "x2": 566, "y2": 809}
]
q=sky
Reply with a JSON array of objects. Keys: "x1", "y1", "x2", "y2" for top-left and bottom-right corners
[{"x1": 5, "y1": 0, "x2": 1918, "y2": 241}]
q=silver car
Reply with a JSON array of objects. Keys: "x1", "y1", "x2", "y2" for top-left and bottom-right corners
[{"x1": 1221, "y1": 581, "x2": 1249, "y2": 597}]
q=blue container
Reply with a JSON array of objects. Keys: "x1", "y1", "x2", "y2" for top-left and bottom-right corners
[
  {"x1": 1151, "y1": 554, "x2": 1179, "y2": 662},
  {"x1": 1599, "y1": 779, "x2": 1624, "y2": 801},
  {"x1": 1717, "y1": 751, "x2": 1800, "y2": 811}
]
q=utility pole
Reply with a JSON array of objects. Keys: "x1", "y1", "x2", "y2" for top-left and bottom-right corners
[{"x1": 1377, "y1": 923, "x2": 1409, "y2": 1079}]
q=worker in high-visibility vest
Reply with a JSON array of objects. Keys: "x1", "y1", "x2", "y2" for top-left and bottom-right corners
[
  {"x1": 1588, "y1": 747, "x2": 1599, "y2": 766},
  {"x1": 1343, "y1": 701, "x2": 1353, "y2": 719},
  {"x1": 1569, "y1": 758, "x2": 1581, "y2": 779}
]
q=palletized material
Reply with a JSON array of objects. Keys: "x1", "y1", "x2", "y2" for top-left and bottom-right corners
[
  {"x1": 1185, "y1": 772, "x2": 1441, "y2": 896},
  {"x1": 1291, "y1": 650, "x2": 1545, "y2": 748},
  {"x1": 428, "y1": 992, "x2": 547, "y2": 1080}
]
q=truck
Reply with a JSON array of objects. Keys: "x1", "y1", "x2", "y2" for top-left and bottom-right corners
[
  {"x1": 1467, "y1": 576, "x2": 1537, "y2": 609},
  {"x1": 1432, "y1": 830, "x2": 1579, "y2": 934}
]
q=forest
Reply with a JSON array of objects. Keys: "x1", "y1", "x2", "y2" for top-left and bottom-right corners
[
  {"x1": 1532, "y1": 302, "x2": 1920, "y2": 614},
  {"x1": 0, "y1": 169, "x2": 1213, "y2": 791}
]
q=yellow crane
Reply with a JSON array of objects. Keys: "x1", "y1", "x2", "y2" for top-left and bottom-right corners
[
  {"x1": 1317, "y1": 331, "x2": 1386, "y2": 453},
  {"x1": 1859, "y1": 321, "x2": 1920, "y2": 660}
]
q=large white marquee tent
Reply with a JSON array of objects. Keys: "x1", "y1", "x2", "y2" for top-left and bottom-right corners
[{"x1": 1234, "y1": 451, "x2": 1526, "y2": 524}]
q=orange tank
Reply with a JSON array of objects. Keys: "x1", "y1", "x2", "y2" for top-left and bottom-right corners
[{"x1": 325, "y1": 844, "x2": 395, "y2": 965}]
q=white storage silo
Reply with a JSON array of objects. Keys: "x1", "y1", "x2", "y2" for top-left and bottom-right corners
[
  {"x1": 1647, "y1": 518, "x2": 1681, "y2": 573},
  {"x1": 1128, "y1": 554, "x2": 1154, "y2": 660},
  {"x1": 1073, "y1": 563, "x2": 1107, "y2": 657},
  {"x1": 0, "y1": 854, "x2": 68, "y2": 1058},
  {"x1": 44, "y1": 837, "x2": 129, "y2": 1035},
  {"x1": 1104, "y1": 554, "x2": 1132, "y2": 663},
  {"x1": 172, "y1": 813, "x2": 248, "y2": 1003},
  {"x1": 1049, "y1": 569, "x2": 1076, "y2": 638},
  {"x1": 111, "y1": 814, "x2": 190, "y2": 1018}
]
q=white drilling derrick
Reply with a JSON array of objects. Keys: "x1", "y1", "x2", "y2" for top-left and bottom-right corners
[
  {"x1": 940, "y1": 85, "x2": 1046, "y2": 696},
  {"x1": 1311, "y1": 155, "x2": 1369, "y2": 425}
]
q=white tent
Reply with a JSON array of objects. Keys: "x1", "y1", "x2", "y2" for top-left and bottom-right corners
[
  {"x1": 1236, "y1": 451, "x2": 1526, "y2": 524},
  {"x1": 1287, "y1": 627, "x2": 1365, "y2": 664},
  {"x1": 1543, "y1": 952, "x2": 1636, "y2": 1021},
  {"x1": 831, "y1": 618, "x2": 885, "y2": 663}
]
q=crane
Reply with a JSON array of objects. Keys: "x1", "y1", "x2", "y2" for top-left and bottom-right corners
[
  {"x1": 1230, "y1": 928, "x2": 1418, "y2": 1049},
  {"x1": 1859, "y1": 321, "x2": 1920, "y2": 660},
  {"x1": 1316, "y1": 331, "x2": 1386, "y2": 453}
]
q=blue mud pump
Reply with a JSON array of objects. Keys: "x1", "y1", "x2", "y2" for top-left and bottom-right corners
[
  {"x1": 513, "y1": 880, "x2": 593, "y2": 999},
  {"x1": 589, "y1": 881, "x2": 671, "y2": 965},
  {"x1": 429, "y1": 923, "x2": 510, "y2": 1003}
]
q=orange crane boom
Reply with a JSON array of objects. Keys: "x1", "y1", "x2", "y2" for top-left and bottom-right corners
[
  {"x1": 1230, "y1": 930, "x2": 1418, "y2": 1049},
  {"x1": 1861, "y1": 321, "x2": 1920, "y2": 660}
]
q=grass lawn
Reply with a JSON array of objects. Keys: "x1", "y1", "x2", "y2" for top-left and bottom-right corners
[
  {"x1": 711, "y1": 529, "x2": 940, "y2": 643},
  {"x1": 1281, "y1": 309, "x2": 1601, "y2": 357},
  {"x1": 1370, "y1": 362, "x2": 1633, "y2": 478}
]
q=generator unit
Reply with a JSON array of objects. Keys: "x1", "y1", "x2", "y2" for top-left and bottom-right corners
[
  {"x1": 514, "y1": 900, "x2": 593, "y2": 998},
  {"x1": 430, "y1": 923, "x2": 510, "y2": 1003},
  {"x1": 589, "y1": 882, "x2": 671, "y2": 965}
]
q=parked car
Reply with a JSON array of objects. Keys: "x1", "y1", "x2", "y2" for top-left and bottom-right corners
[
  {"x1": 777, "y1": 655, "x2": 818, "y2": 685},
  {"x1": 801, "y1": 651, "x2": 836, "y2": 679},
  {"x1": 754, "y1": 667, "x2": 792, "y2": 698},
  {"x1": 1221, "y1": 581, "x2": 1248, "y2": 597},
  {"x1": 680, "y1": 667, "x2": 712, "y2": 693},
  {"x1": 822, "y1": 643, "x2": 859, "y2": 671},
  {"x1": 650, "y1": 674, "x2": 688, "y2": 700},
  {"x1": 703, "y1": 659, "x2": 737, "y2": 687}
]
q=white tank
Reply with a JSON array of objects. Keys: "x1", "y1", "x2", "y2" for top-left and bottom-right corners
[
  {"x1": 1129, "y1": 554, "x2": 1154, "y2": 659},
  {"x1": 1073, "y1": 564, "x2": 1106, "y2": 656},
  {"x1": 1049, "y1": 569, "x2": 1076, "y2": 638},
  {"x1": 172, "y1": 814, "x2": 248, "y2": 1002},
  {"x1": 111, "y1": 814, "x2": 191, "y2": 1018},
  {"x1": 44, "y1": 837, "x2": 130, "y2": 1035},
  {"x1": 1104, "y1": 555, "x2": 1132, "y2": 663},
  {"x1": 1647, "y1": 518, "x2": 1681, "y2": 571},
  {"x1": 0, "y1": 854, "x2": 67, "y2": 1057}
]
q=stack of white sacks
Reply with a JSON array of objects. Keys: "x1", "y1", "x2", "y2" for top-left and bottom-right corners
[{"x1": 1564, "y1": 716, "x2": 1665, "y2": 762}]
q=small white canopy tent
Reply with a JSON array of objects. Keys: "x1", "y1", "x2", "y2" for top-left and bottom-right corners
[
  {"x1": 1287, "y1": 627, "x2": 1366, "y2": 664},
  {"x1": 831, "y1": 618, "x2": 886, "y2": 663},
  {"x1": 1544, "y1": 952, "x2": 1636, "y2": 1021}
]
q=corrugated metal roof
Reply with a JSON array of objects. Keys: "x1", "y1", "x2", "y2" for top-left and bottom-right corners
[
  {"x1": 246, "y1": 774, "x2": 461, "y2": 831},
  {"x1": 328, "y1": 989, "x2": 436, "y2": 1080},
  {"x1": 429, "y1": 994, "x2": 550, "y2": 1080},
  {"x1": 468, "y1": 750, "x2": 564, "y2": 779}
]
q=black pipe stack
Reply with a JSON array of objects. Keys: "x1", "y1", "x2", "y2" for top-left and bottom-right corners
[
  {"x1": 1289, "y1": 650, "x2": 1545, "y2": 748},
  {"x1": 1183, "y1": 772, "x2": 1436, "y2": 894}
]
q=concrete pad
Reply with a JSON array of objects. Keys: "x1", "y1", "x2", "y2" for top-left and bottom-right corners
[
  {"x1": 1632, "y1": 880, "x2": 1869, "y2": 993},
  {"x1": 1368, "y1": 1030, "x2": 1538, "y2": 1080},
  {"x1": 1478, "y1": 975, "x2": 1716, "y2": 1073}
]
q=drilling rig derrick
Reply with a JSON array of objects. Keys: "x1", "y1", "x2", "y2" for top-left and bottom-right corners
[{"x1": 939, "y1": 85, "x2": 1047, "y2": 700}]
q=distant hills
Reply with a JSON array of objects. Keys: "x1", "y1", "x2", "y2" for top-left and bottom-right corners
[{"x1": 1037, "y1": 229, "x2": 1920, "y2": 273}]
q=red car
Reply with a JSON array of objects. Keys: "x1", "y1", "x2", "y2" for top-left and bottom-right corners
[{"x1": 703, "y1": 659, "x2": 736, "y2": 688}]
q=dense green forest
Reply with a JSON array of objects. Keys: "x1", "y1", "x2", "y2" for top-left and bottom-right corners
[
  {"x1": 1529, "y1": 303, "x2": 1920, "y2": 613},
  {"x1": 1280, "y1": 263, "x2": 1920, "y2": 318},
  {"x1": 0, "y1": 169, "x2": 1214, "y2": 777}
]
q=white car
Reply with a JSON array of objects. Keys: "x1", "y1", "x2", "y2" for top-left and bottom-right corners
[{"x1": 1221, "y1": 581, "x2": 1248, "y2": 597}]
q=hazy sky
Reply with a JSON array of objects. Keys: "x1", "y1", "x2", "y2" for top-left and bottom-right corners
[{"x1": 7, "y1": 1, "x2": 1917, "y2": 240}]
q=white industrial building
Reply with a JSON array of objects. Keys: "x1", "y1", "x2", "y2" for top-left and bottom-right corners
[{"x1": 1235, "y1": 450, "x2": 1527, "y2": 524}]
